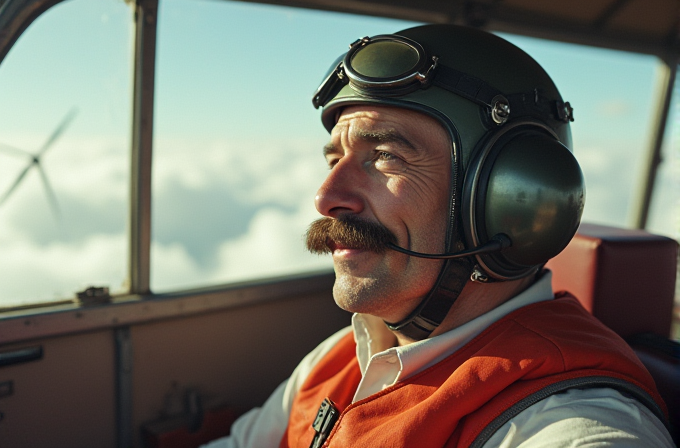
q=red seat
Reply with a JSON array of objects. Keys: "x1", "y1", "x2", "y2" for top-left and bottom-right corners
[
  {"x1": 546, "y1": 223, "x2": 677, "y2": 338},
  {"x1": 545, "y1": 222, "x2": 679, "y2": 443}
]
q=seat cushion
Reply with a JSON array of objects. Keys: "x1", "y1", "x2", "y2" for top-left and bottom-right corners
[{"x1": 545, "y1": 223, "x2": 678, "y2": 338}]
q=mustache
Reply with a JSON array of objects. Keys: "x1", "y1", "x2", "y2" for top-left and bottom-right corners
[{"x1": 305, "y1": 215, "x2": 397, "y2": 255}]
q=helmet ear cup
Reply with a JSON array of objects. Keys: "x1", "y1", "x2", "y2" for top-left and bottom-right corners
[{"x1": 462, "y1": 123, "x2": 585, "y2": 280}]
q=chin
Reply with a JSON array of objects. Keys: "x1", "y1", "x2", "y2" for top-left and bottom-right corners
[{"x1": 332, "y1": 274, "x2": 402, "y2": 319}]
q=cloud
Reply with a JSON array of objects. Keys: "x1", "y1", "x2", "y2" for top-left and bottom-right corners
[
  {"x1": 153, "y1": 135, "x2": 327, "y2": 207},
  {"x1": 151, "y1": 197, "x2": 332, "y2": 292},
  {"x1": 148, "y1": 134, "x2": 334, "y2": 291},
  {"x1": 646, "y1": 139, "x2": 680, "y2": 239},
  {"x1": 151, "y1": 135, "x2": 329, "y2": 269},
  {"x1": 208, "y1": 204, "x2": 332, "y2": 285},
  {"x1": 3, "y1": 124, "x2": 672, "y2": 306},
  {"x1": 150, "y1": 241, "x2": 203, "y2": 291},
  {"x1": 572, "y1": 143, "x2": 639, "y2": 225},
  {"x1": 0, "y1": 233, "x2": 126, "y2": 305},
  {"x1": 0, "y1": 132, "x2": 333, "y2": 304}
]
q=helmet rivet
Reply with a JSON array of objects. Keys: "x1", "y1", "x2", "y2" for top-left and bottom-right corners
[{"x1": 491, "y1": 96, "x2": 510, "y2": 125}]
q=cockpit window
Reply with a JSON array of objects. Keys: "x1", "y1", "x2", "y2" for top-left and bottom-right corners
[
  {"x1": 0, "y1": 0, "x2": 133, "y2": 309},
  {"x1": 647, "y1": 70, "x2": 679, "y2": 240},
  {"x1": 646, "y1": 70, "x2": 680, "y2": 339}
]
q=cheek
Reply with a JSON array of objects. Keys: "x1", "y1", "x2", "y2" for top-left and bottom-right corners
[
  {"x1": 383, "y1": 176, "x2": 451, "y2": 249},
  {"x1": 386, "y1": 169, "x2": 450, "y2": 218}
]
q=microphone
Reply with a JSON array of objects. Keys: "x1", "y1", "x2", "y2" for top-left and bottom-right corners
[{"x1": 386, "y1": 233, "x2": 512, "y2": 259}]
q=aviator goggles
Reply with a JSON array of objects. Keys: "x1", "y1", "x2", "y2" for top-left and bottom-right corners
[{"x1": 312, "y1": 34, "x2": 574, "y2": 125}]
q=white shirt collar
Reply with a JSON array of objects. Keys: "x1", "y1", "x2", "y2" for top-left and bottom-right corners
[{"x1": 350, "y1": 270, "x2": 555, "y2": 402}]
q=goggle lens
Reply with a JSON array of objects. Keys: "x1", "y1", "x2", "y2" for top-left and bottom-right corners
[{"x1": 350, "y1": 41, "x2": 420, "y2": 79}]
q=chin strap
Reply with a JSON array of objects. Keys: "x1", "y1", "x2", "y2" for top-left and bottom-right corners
[{"x1": 384, "y1": 256, "x2": 474, "y2": 341}]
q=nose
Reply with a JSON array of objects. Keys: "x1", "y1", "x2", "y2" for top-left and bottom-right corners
[{"x1": 315, "y1": 158, "x2": 365, "y2": 218}]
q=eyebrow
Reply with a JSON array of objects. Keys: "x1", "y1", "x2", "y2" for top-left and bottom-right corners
[
  {"x1": 355, "y1": 129, "x2": 417, "y2": 153},
  {"x1": 323, "y1": 142, "x2": 337, "y2": 158},
  {"x1": 322, "y1": 129, "x2": 418, "y2": 158}
]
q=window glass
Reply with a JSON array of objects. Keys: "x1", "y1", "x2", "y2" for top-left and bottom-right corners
[
  {"x1": 0, "y1": 0, "x2": 133, "y2": 308},
  {"x1": 151, "y1": 0, "x2": 419, "y2": 291},
  {"x1": 648, "y1": 69, "x2": 680, "y2": 239},
  {"x1": 647, "y1": 68, "x2": 680, "y2": 340}
]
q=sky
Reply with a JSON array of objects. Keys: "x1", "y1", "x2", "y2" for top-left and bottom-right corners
[{"x1": 0, "y1": 0, "x2": 677, "y2": 305}]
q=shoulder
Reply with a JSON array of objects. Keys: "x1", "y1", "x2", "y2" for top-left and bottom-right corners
[{"x1": 483, "y1": 387, "x2": 674, "y2": 447}]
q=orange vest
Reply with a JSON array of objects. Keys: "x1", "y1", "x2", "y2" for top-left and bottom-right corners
[{"x1": 280, "y1": 294, "x2": 667, "y2": 448}]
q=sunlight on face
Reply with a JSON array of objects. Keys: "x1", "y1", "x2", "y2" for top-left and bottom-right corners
[{"x1": 315, "y1": 106, "x2": 452, "y2": 322}]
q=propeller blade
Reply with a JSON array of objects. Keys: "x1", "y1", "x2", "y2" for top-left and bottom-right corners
[
  {"x1": 0, "y1": 162, "x2": 34, "y2": 206},
  {"x1": 38, "y1": 107, "x2": 78, "y2": 156},
  {"x1": 36, "y1": 164, "x2": 60, "y2": 219},
  {"x1": 0, "y1": 142, "x2": 30, "y2": 157}
]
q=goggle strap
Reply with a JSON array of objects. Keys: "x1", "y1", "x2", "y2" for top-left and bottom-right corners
[
  {"x1": 505, "y1": 92, "x2": 575, "y2": 123},
  {"x1": 312, "y1": 61, "x2": 348, "y2": 109},
  {"x1": 434, "y1": 67, "x2": 575, "y2": 124},
  {"x1": 432, "y1": 65, "x2": 502, "y2": 109}
]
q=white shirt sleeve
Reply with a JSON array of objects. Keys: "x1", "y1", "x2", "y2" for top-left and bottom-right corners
[
  {"x1": 201, "y1": 326, "x2": 353, "y2": 448},
  {"x1": 483, "y1": 387, "x2": 675, "y2": 448}
]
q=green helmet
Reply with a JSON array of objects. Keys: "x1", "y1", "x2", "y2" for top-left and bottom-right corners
[{"x1": 313, "y1": 24, "x2": 585, "y2": 340}]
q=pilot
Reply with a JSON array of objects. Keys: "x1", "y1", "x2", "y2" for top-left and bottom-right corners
[{"x1": 205, "y1": 24, "x2": 674, "y2": 447}]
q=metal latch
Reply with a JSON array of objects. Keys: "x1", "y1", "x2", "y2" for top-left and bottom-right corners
[
  {"x1": 310, "y1": 397, "x2": 339, "y2": 448},
  {"x1": 76, "y1": 286, "x2": 111, "y2": 306}
]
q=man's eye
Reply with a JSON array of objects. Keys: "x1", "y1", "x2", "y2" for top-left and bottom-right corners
[
  {"x1": 378, "y1": 151, "x2": 395, "y2": 161},
  {"x1": 374, "y1": 151, "x2": 406, "y2": 171},
  {"x1": 326, "y1": 158, "x2": 339, "y2": 169},
  {"x1": 376, "y1": 151, "x2": 402, "y2": 163}
]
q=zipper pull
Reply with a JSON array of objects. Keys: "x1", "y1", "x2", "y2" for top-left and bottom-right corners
[{"x1": 309, "y1": 397, "x2": 339, "y2": 448}]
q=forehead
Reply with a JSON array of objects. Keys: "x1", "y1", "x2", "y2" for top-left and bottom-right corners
[
  {"x1": 336, "y1": 104, "x2": 442, "y2": 127},
  {"x1": 332, "y1": 105, "x2": 449, "y2": 142}
]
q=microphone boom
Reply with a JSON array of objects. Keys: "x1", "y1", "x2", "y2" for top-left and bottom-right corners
[{"x1": 386, "y1": 234, "x2": 512, "y2": 259}]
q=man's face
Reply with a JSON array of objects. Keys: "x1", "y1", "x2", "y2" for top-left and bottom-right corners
[{"x1": 313, "y1": 105, "x2": 452, "y2": 323}]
